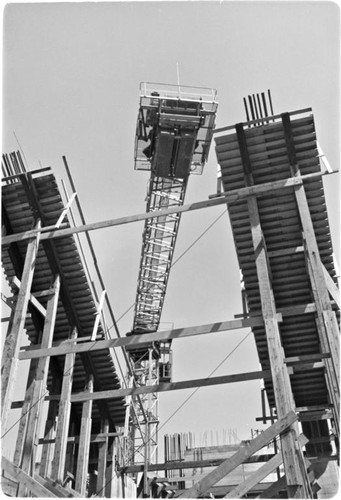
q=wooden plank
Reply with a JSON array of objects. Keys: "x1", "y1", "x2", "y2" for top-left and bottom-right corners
[
  {"x1": 284, "y1": 353, "x2": 331, "y2": 365},
  {"x1": 224, "y1": 434, "x2": 308, "y2": 498},
  {"x1": 177, "y1": 411, "x2": 298, "y2": 498},
  {"x1": 224, "y1": 452, "x2": 283, "y2": 498},
  {"x1": 2, "y1": 171, "x2": 333, "y2": 246},
  {"x1": 1, "y1": 456, "x2": 57, "y2": 497},
  {"x1": 39, "y1": 379, "x2": 60, "y2": 478},
  {"x1": 75, "y1": 375, "x2": 93, "y2": 495},
  {"x1": 34, "y1": 474, "x2": 83, "y2": 498},
  {"x1": 38, "y1": 431, "x2": 122, "y2": 445},
  {"x1": 121, "y1": 453, "x2": 276, "y2": 474},
  {"x1": 1, "y1": 220, "x2": 41, "y2": 432},
  {"x1": 11, "y1": 275, "x2": 46, "y2": 317},
  {"x1": 268, "y1": 246, "x2": 304, "y2": 258},
  {"x1": 45, "y1": 369, "x2": 272, "y2": 404},
  {"x1": 51, "y1": 328, "x2": 77, "y2": 483},
  {"x1": 17, "y1": 275, "x2": 60, "y2": 495},
  {"x1": 96, "y1": 419, "x2": 109, "y2": 497},
  {"x1": 91, "y1": 290, "x2": 106, "y2": 341},
  {"x1": 322, "y1": 265, "x2": 340, "y2": 308},
  {"x1": 19, "y1": 315, "x2": 282, "y2": 360},
  {"x1": 55, "y1": 192, "x2": 77, "y2": 228}
]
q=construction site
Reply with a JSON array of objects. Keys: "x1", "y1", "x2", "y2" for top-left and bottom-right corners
[{"x1": 1, "y1": 79, "x2": 340, "y2": 498}]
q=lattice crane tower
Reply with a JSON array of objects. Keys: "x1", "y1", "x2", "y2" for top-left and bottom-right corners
[{"x1": 123, "y1": 83, "x2": 218, "y2": 476}]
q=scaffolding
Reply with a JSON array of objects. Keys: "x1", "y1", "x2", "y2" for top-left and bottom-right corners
[{"x1": 1, "y1": 97, "x2": 339, "y2": 497}]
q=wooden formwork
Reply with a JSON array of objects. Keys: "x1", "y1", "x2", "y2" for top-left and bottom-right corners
[{"x1": 1, "y1": 164, "x2": 126, "y2": 497}]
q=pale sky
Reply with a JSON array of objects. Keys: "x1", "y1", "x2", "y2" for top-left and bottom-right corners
[{"x1": 2, "y1": 0, "x2": 340, "y2": 458}]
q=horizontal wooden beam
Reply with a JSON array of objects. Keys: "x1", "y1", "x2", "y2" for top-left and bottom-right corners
[
  {"x1": 19, "y1": 315, "x2": 281, "y2": 360},
  {"x1": 284, "y1": 353, "x2": 331, "y2": 365},
  {"x1": 267, "y1": 246, "x2": 304, "y2": 258},
  {"x1": 256, "y1": 409, "x2": 333, "y2": 423},
  {"x1": 45, "y1": 370, "x2": 272, "y2": 404},
  {"x1": 38, "y1": 431, "x2": 123, "y2": 445},
  {"x1": 120, "y1": 453, "x2": 276, "y2": 473},
  {"x1": 2, "y1": 172, "x2": 331, "y2": 247}
]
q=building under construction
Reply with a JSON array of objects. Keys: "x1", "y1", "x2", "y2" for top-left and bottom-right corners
[{"x1": 1, "y1": 83, "x2": 339, "y2": 498}]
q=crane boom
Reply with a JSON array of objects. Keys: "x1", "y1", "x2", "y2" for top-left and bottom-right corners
[{"x1": 124, "y1": 83, "x2": 218, "y2": 482}]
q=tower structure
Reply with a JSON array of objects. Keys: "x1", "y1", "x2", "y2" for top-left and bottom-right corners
[{"x1": 124, "y1": 83, "x2": 218, "y2": 489}]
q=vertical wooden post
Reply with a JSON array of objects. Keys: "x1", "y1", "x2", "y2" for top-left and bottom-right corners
[
  {"x1": 51, "y1": 327, "x2": 77, "y2": 483},
  {"x1": 39, "y1": 379, "x2": 60, "y2": 478},
  {"x1": 105, "y1": 439, "x2": 117, "y2": 497},
  {"x1": 96, "y1": 418, "x2": 109, "y2": 497},
  {"x1": 13, "y1": 358, "x2": 39, "y2": 468},
  {"x1": 1, "y1": 220, "x2": 41, "y2": 431},
  {"x1": 236, "y1": 124, "x2": 308, "y2": 498},
  {"x1": 75, "y1": 374, "x2": 94, "y2": 495},
  {"x1": 16, "y1": 275, "x2": 60, "y2": 495}
]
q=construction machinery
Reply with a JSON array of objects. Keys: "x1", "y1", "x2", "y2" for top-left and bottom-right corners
[{"x1": 124, "y1": 82, "x2": 218, "y2": 482}]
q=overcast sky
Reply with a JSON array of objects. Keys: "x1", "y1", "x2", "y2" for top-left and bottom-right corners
[{"x1": 2, "y1": 0, "x2": 340, "y2": 458}]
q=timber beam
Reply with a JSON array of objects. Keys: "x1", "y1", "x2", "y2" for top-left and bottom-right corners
[
  {"x1": 18, "y1": 314, "x2": 282, "y2": 360},
  {"x1": 1, "y1": 170, "x2": 335, "y2": 246}
]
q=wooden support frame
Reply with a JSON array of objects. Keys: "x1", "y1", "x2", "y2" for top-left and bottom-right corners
[
  {"x1": 1, "y1": 220, "x2": 41, "y2": 432},
  {"x1": 51, "y1": 327, "x2": 77, "y2": 483},
  {"x1": 282, "y1": 112, "x2": 340, "y2": 436},
  {"x1": 235, "y1": 123, "x2": 308, "y2": 498},
  {"x1": 11, "y1": 275, "x2": 47, "y2": 317},
  {"x1": 75, "y1": 374, "x2": 94, "y2": 495},
  {"x1": 17, "y1": 275, "x2": 60, "y2": 495},
  {"x1": 224, "y1": 434, "x2": 309, "y2": 499},
  {"x1": 178, "y1": 411, "x2": 298, "y2": 498}
]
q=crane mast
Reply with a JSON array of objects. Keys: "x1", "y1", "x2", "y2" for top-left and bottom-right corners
[{"x1": 124, "y1": 83, "x2": 218, "y2": 485}]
